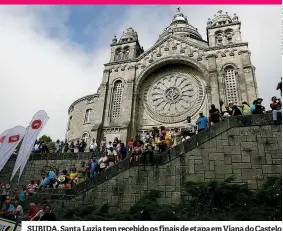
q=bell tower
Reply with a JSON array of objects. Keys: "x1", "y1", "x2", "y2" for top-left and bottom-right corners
[
  {"x1": 206, "y1": 10, "x2": 242, "y2": 47},
  {"x1": 109, "y1": 27, "x2": 144, "y2": 63}
]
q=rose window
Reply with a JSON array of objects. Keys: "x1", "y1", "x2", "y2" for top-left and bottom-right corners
[
  {"x1": 141, "y1": 66, "x2": 205, "y2": 123},
  {"x1": 150, "y1": 75, "x2": 196, "y2": 116}
]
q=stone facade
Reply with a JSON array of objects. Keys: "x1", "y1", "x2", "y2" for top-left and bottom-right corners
[
  {"x1": 66, "y1": 9, "x2": 258, "y2": 145},
  {"x1": 2, "y1": 115, "x2": 280, "y2": 217}
]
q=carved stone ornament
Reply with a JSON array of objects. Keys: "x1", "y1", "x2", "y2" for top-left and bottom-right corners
[{"x1": 141, "y1": 66, "x2": 205, "y2": 123}]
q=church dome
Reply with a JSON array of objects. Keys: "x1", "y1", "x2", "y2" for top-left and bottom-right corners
[
  {"x1": 119, "y1": 27, "x2": 138, "y2": 43},
  {"x1": 210, "y1": 10, "x2": 232, "y2": 27},
  {"x1": 157, "y1": 8, "x2": 203, "y2": 42}
]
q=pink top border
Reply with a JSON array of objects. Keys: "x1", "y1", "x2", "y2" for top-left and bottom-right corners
[{"x1": 0, "y1": 0, "x2": 281, "y2": 3}]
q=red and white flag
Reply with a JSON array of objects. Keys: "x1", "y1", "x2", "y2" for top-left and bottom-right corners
[
  {"x1": 0, "y1": 129, "x2": 11, "y2": 150},
  {"x1": 10, "y1": 126, "x2": 28, "y2": 181},
  {"x1": 0, "y1": 126, "x2": 26, "y2": 172},
  {"x1": 13, "y1": 110, "x2": 49, "y2": 181}
]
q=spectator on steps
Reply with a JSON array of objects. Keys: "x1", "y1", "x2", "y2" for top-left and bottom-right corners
[
  {"x1": 55, "y1": 140, "x2": 60, "y2": 153},
  {"x1": 270, "y1": 96, "x2": 282, "y2": 124},
  {"x1": 77, "y1": 162, "x2": 87, "y2": 184},
  {"x1": 195, "y1": 112, "x2": 208, "y2": 133},
  {"x1": 181, "y1": 116, "x2": 196, "y2": 141},
  {"x1": 63, "y1": 140, "x2": 69, "y2": 153},
  {"x1": 119, "y1": 143, "x2": 128, "y2": 161},
  {"x1": 209, "y1": 104, "x2": 221, "y2": 126},
  {"x1": 239, "y1": 102, "x2": 251, "y2": 115},
  {"x1": 69, "y1": 168, "x2": 78, "y2": 186},
  {"x1": 89, "y1": 157, "x2": 98, "y2": 180},
  {"x1": 19, "y1": 186, "x2": 26, "y2": 202},
  {"x1": 30, "y1": 201, "x2": 47, "y2": 221},
  {"x1": 74, "y1": 140, "x2": 79, "y2": 153},
  {"x1": 100, "y1": 137, "x2": 107, "y2": 153},
  {"x1": 11, "y1": 200, "x2": 23, "y2": 221},
  {"x1": 25, "y1": 203, "x2": 38, "y2": 221},
  {"x1": 98, "y1": 153, "x2": 108, "y2": 172},
  {"x1": 252, "y1": 98, "x2": 265, "y2": 114},
  {"x1": 69, "y1": 141, "x2": 75, "y2": 153},
  {"x1": 1, "y1": 197, "x2": 14, "y2": 220},
  {"x1": 79, "y1": 139, "x2": 87, "y2": 153},
  {"x1": 27, "y1": 180, "x2": 38, "y2": 197},
  {"x1": 89, "y1": 138, "x2": 97, "y2": 152},
  {"x1": 229, "y1": 103, "x2": 242, "y2": 117},
  {"x1": 107, "y1": 147, "x2": 117, "y2": 166},
  {"x1": 40, "y1": 205, "x2": 56, "y2": 221}
]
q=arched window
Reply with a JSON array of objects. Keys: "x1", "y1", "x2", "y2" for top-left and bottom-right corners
[
  {"x1": 123, "y1": 46, "x2": 130, "y2": 60},
  {"x1": 215, "y1": 31, "x2": 223, "y2": 45},
  {"x1": 111, "y1": 81, "x2": 123, "y2": 120},
  {"x1": 115, "y1": 48, "x2": 122, "y2": 61},
  {"x1": 68, "y1": 116, "x2": 72, "y2": 130},
  {"x1": 225, "y1": 29, "x2": 233, "y2": 44},
  {"x1": 82, "y1": 133, "x2": 89, "y2": 143},
  {"x1": 84, "y1": 109, "x2": 92, "y2": 123},
  {"x1": 224, "y1": 67, "x2": 239, "y2": 104}
]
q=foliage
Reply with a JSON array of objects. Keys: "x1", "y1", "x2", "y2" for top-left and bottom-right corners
[
  {"x1": 38, "y1": 135, "x2": 52, "y2": 143},
  {"x1": 61, "y1": 177, "x2": 282, "y2": 221},
  {"x1": 38, "y1": 135, "x2": 54, "y2": 152}
]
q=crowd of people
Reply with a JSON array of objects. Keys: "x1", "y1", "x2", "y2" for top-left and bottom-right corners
[
  {"x1": 25, "y1": 95, "x2": 282, "y2": 189},
  {"x1": 0, "y1": 181, "x2": 56, "y2": 221},
  {"x1": 29, "y1": 93, "x2": 282, "y2": 158},
  {"x1": 2, "y1": 83, "x2": 281, "y2": 222}
]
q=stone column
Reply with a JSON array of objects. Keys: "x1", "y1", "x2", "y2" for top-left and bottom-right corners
[
  {"x1": 234, "y1": 24, "x2": 242, "y2": 43},
  {"x1": 240, "y1": 51, "x2": 258, "y2": 104},
  {"x1": 218, "y1": 72, "x2": 227, "y2": 105},
  {"x1": 120, "y1": 67, "x2": 136, "y2": 126},
  {"x1": 92, "y1": 69, "x2": 110, "y2": 143},
  {"x1": 208, "y1": 30, "x2": 216, "y2": 47},
  {"x1": 235, "y1": 70, "x2": 248, "y2": 104},
  {"x1": 206, "y1": 54, "x2": 220, "y2": 108}
]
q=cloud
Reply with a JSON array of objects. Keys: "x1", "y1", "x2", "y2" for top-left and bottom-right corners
[
  {"x1": 0, "y1": 6, "x2": 102, "y2": 140},
  {"x1": 0, "y1": 6, "x2": 281, "y2": 140}
]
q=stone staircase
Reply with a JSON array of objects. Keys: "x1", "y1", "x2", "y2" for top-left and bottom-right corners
[{"x1": 22, "y1": 113, "x2": 282, "y2": 211}]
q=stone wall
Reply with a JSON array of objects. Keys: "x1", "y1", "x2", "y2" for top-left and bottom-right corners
[
  {"x1": 26, "y1": 114, "x2": 281, "y2": 218},
  {"x1": 1, "y1": 115, "x2": 281, "y2": 218},
  {"x1": 58, "y1": 122, "x2": 281, "y2": 215}
]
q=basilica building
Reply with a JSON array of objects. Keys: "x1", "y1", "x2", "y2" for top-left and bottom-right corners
[{"x1": 66, "y1": 9, "x2": 258, "y2": 145}]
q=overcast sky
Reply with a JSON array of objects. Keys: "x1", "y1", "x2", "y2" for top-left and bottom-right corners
[{"x1": 0, "y1": 5, "x2": 281, "y2": 140}]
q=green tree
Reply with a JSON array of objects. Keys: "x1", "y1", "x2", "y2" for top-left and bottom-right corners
[
  {"x1": 38, "y1": 135, "x2": 52, "y2": 143},
  {"x1": 38, "y1": 135, "x2": 55, "y2": 152}
]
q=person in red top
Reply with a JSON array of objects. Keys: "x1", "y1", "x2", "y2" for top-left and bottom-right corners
[
  {"x1": 160, "y1": 126, "x2": 166, "y2": 137},
  {"x1": 130, "y1": 141, "x2": 142, "y2": 162},
  {"x1": 128, "y1": 138, "x2": 134, "y2": 155},
  {"x1": 25, "y1": 203, "x2": 38, "y2": 221}
]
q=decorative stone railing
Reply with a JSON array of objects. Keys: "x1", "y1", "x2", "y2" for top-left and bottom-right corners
[{"x1": 23, "y1": 113, "x2": 282, "y2": 207}]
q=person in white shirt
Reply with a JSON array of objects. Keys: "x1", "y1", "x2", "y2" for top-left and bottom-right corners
[
  {"x1": 12, "y1": 200, "x2": 23, "y2": 220},
  {"x1": 172, "y1": 128, "x2": 182, "y2": 146},
  {"x1": 107, "y1": 141, "x2": 113, "y2": 150},
  {"x1": 34, "y1": 143, "x2": 39, "y2": 152},
  {"x1": 107, "y1": 147, "x2": 117, "y2": 167},
  {"x1": 181, "y1": 116, "x2": 196, "y2": 141},
  {"x1": 98, "y1": 153, "x2": 108, "y2": 172},
  {"x1": 89, "y1": 138, "x2": 97, "y2": 152}
]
